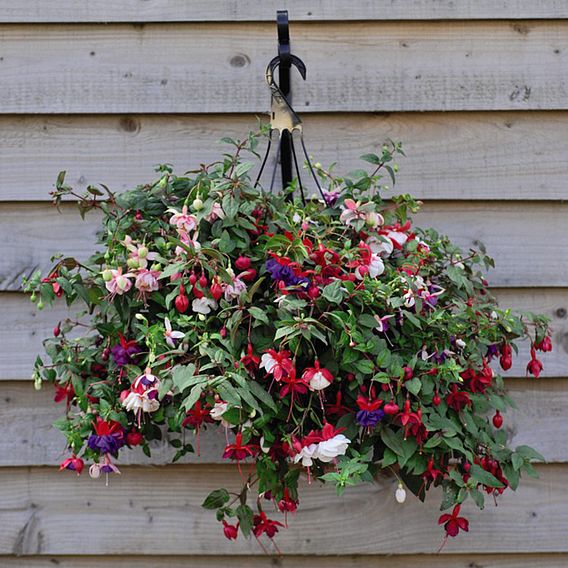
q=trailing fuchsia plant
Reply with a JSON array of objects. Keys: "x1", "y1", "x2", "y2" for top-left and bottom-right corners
[{"x1": 25, "y1": 132, "x2": 551, "y2": 548}]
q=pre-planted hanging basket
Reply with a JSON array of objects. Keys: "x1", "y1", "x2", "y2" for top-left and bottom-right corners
[
  {"x1": 26, "y1": 132, "x2": 551, "y2": 546},
  {"x1": 26, "y1": 15, "x2": 551, "y2": 548}
]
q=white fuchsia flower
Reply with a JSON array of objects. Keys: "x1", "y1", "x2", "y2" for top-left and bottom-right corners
[
  {"x1": 210, "y1": 401, "x2": 228, "y2": 420},
  {"x1": 122, "y1": 391, "x2": 160, "y2": 413},
  {"x1": 192, "y1": 297, "x2": 218, "y2": 315},
  {"x1": 224, "y1": 278, "x2": 247, "y2": 301},
  {"x1": 164, "y1": 317, "x2": 185, "y2": 348},
  {"x1": 339, "y1": 199, "x2": 366, "y2": 226},
  {"x1": 365, "y1": 210, "x2": 384, "y2": 228},
  {"x1": 368, "y1": 253, "x2": 385, "y2": 278},
  {"x1": 293, "y1": 443, "x2": 319, "y2": 467},
  {"x1": 316, "y1": 434, "x2": 350, "y2": 462},
  {"x1": 374, "y1": 314, "x2": 395, "y2": 333},
  {"x1": 302, "y1": 361, "x2": 334, "y2": 391},
  {"x1": 395, "y1": 483, "x2": 407, "y2": 504},
  {"x1": 367, "y1": 235, "x2": 394, "y2": 257},
  {"x1": 168, "y1": 205, "x2": 197, "y2": 233},
  {"x1": 104, "y1": 268, "x2": 134, "y2": 296}
]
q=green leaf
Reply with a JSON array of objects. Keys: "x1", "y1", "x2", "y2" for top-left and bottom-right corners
[
  {"x1": 248, "y1": 306, "x2": 270, "y2": 325},
  {"x1": 322, "y1": 280, "x2": 344, "y2": 304},
  {"x1": 360, "y1": 153, "x2": 381, "y2": 165},
  {"x1": 182, "y1": 384, "x2": 204, "y2": 411},
  {"x1": 236, "y1": 504, "x2": 254, "y2": 537},
  {"x1": 470, "y1": 488, "x2": 485, "y2": 509},
  {"x1": 515, "y1": 445, "x2": 545, "y2": 462},
  {"x1": 248, "y1": 380, "x2": 278, "y2": 413},
  {"x1": 381, "y1": 447, "x2": 398, "y2": 467},
  {"x1": 405, "y1": 377, "x2": 421, "y2": 395},
  {"x1": 172, "y1": 364, "x2": 200, "y2": 392},
  {"x1": 202, "y1": 488, "x2": 230, "y2": 510},
  {"x1": 470, "y1": 464, "x2": 504, "y2": 488}
]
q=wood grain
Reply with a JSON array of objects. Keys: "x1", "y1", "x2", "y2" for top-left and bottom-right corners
[
  {"x1": 0, "y1": 22, "x2": 567, "y2": 113},
  {"x1": 1, "y1": 378, "x2": 565, "y2": 467},
  {"x1": 2, "y1": 112, "x2": 568, "y2": 202},
  {"x1": 1, "y1": 554, "x2": 567, "y2": 568},
  {"x1": 0, "y1": 1, "x2": 567, "y2": 23},
  {"x1": 0, "y1": 463, "x2": 566, "y2": 555},
  {"x1": 1, "y1": 202, "x2": 567, "y2": 292}
]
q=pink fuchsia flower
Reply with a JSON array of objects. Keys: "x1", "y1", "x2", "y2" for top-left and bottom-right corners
[
  {"x1": 59, "y1": 455, "x2": 84, "y2": 475},
  {"x1": 168, "y1": 205, "x2": 197, "y2": 233},
  {"x1": 438, "y1": 504, "x2": 469, "y2": 537},
  {"x1": 163, "y1": 317, "x2": 184, "y2": 348},
  {"x1": 192, "y1": 297, "x2": 217, "y2": 315},
  {"x1": 122, "y1": 236, "x2": 157, "y2": 269},
  {"x1": 302, "y1": 360, "x2": 334, "y2": 391},
  {"x1": 175, "y1": 229, "x2": 202, "y2": 256},
  {"x1": 366, "y1": 235, "x2": 394, "y2": 257},
  {"x1": 339, "y1": 198, "x2": 365, "y2": 226},
  {"x1": 104, "y1": 267, "x2": 134, "y2": 296},
  {"x1": 259, "y1": 349, "x2": 294, "y2": 381},
  {"x1": 135, "y1": 269, "x2": 160, "y2": 300},
  {"x1": 205, "y1": 202, "x2": 225, "y2": 222},
  {"x1": 224, "y1": 277, "x2": 247, "y2": 301}
]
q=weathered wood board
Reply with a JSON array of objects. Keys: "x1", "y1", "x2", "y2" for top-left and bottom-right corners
[
  {"x1": 0, "y1": 464, "x2": 566, "y2": 555},
  {"x1": 1, "y1": 1, "x2": 567, "y2": 23},
  {"x1": 0, "y1": 378, "x2": 564, "y2": 467},
  {"x1": 2, "y1": 112, "x2": 567, "y2": 202},
  {"x1": 0, "y1": 554, "x2": 567, "y2": 568},
  {"x1": 0, "y1": 22, "x2": 567, "y2": 113}
]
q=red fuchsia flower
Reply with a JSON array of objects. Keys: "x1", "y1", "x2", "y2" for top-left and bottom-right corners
[
  {"x1": 422, "y1": 457, "x2": 444, "y2": 484},
  {"x1": 527, "y1": 347, "x2": 544, "y2": 378},
  {"x1": 111, "y1": 334, "x2": 141, "y2": 367},
  {"x1": 380, "y1": 221, "x2": 412, "y2": 250},
  {"x1": 439, "y1": 504, "x2": 469, "y2": 537},
  {"x1": 535, "y1": 335, "x2": 553, "y2": 352},
  {"x1": 396, "y1": 399, "x2": 423, "y2": 439},
  {"x1": 277, "y1": 487, "x2": 298, "y2": 514},
  {"x1": 293, "y1": 423, "x2": 351, "y2": 467},
  {"x1": 240, "y1": 343, "x2": 260, "y2": 374},
  {"x1": 60, "y1": 455, "x2": 84, "y2": 475},
  {"x1": 309, "y1": 242, "x2": 340, "y2": 267},
  {"x1": 259, "y1": 349, "x2": 294, "y2": 381},
  {"x1": 461, "y1": 363, "x2": 493, "y2": 394},
  {"x1": 126, "y1": 430, "x2": 144, "y2": 446},
  {"x1": 346, "y1": 242, "x2": 385, "y2": 280},
  {"x1": 182, "y1": 400, "x2": 213, "y2": 429},
  {"x1": 210, "y1": 280, "x2": 223, "y2": 301},
  {"x1": 253, "y1": 512, "x2": 284, "y2": 539},
  {"x1": 446, "y1": 384, "x2": 472, "y2": 411},
  {"x1": 54, "y1": 381, "x2": 74, "y2": 405},
  {"x1": 477, "y1": 456, "x2": 509, "y2": 495},
  {"x1": 175, "y1": 290, "x2": 189, "y2": 313},
  {"x1": 222, "y1": 520, "x2": 239, "y2": 540},
  {"x1": 238, "y1": 268, "x2": 257, "y2": 282},
  {"x1": 301, "y1": 360, "x2": 334, "y2": 391},
  {"x1": 222, "y1": 432, "x2": 258, "y2": 461},
  {"x1": 500, "y1": 342, "x2": 513, "y2": 371},
  {"x1": 383, "y1": 400, "x2": 400, "y2": 415},
  {"x1": 235, "y1": 256, "x2": 251, "y2": 271},
  {"x1": 355, "y1": 394, "x2": 384, "y2": 428},
  {"x1": 325, "y1": 391, "x2": 351, "y2": 418},
  {"x1": 87, "y1": 418, "x2": 125, "y2": 455}
]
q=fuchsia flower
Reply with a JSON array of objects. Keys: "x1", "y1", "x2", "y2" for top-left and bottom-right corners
[
  {"x1": 87, "y1": 418, "x2": 125, "y2": 455},
  {"x1": 240, "y1": 343, "x2": 260, "y2": 374},
  {"x1": 104, "y1": 267, "x2": 133, "y2": 297},
  {"x1": 301, "y1": 360, "x2": 334, "y2": 391},
  {"x1": 122, "y1": 368, "x2": 160, "y2": 417},
  {"x1": 192, "y1": 297, "x2": 217, "y2": 315},
  {"x1": 439, "y1": 504, "x2": 469, "y2": 537},
  {"x1": 446, "y1": 384, "x2": 472, "y2": 411},
  {"x1": 134, "y1": 269, "x2": 160, "y2": 300},
  {"x1": 260, "y1": 349, "x2": 294, "y2": 381},
  {"x1": 224, "y1": 277, "x2": 247, "y2": 301},
  {"x1": 60, "y1": 455, "x2": 84, "y2": 475},
  {"x1": 527, "y1": 346, "x2": 544, "y2": 377},
  {"x1": 535, "y1": 335, "x2": 552, "y2": 352},
  {"x1": 163, "y1": 317, "x2": 184, "y2": 348},
  {"x1": 374, "y1": 313, "x2": 395, "y2": 333},
  {"x1": 206, "y1": 202, "x2": 225, "y2": 223},
  {"x1": 293, "y1": 423, "x2": 350, "y2": 467},
  {"x1": 222, "y1": 520, "x2": 239, "y2": 540},
  {"x1": 168, "y1": 205, "x2": 197, "y2": 233},
  {"x1": 253, "y1": 512, "x2": 284, "y2": 539},
  {"x1": 222, "y1": 432, "x2": 258, "y2": 461}
]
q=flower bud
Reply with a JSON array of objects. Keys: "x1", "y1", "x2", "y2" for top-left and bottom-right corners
[
  {"x1": 192, "y1": 197, "x2": 204, "y2": 211},
  {"x1": 492, "y1": 410, "x2": 503, "y2": 429},
  {"x1": 175, "y1": 294, "x2": 189, "y2": 313},
  {"x1": 395, "y1": 483, "x2": 407, "y2": 504},
  {"x1": 235, "y1": 256, "x2": 251, "y2": 271},
  {"x1": 102, "y1": 269, "x2": 113, "y2": 282},
  {"x1": 138, "y1": 246, "x2": 148, "y2": 259}
]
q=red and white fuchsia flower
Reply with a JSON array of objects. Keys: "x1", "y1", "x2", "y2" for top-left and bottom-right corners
[{"x1": 29, "y1": 136, "x2": 551, "y2": 548}]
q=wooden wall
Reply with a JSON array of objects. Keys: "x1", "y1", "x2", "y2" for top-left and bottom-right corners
[{"x1": 1, "y1": 2, "x2": 567, "y2": 566}]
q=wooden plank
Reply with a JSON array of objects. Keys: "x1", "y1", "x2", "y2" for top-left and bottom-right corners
[
  {"x1": 1, "y1": 377, "x2": 565, "y2": 467},
  {"x1": 0, "y1": 1, "x2": 567, "y2": 23},
  {"x1": 1, "y1": 202, "x2": 567, "y2": 292},
  {"x1": 0, "y1": 553, "x2": 567, "y2": 568},
  {"x1": 2, "y1": 112, "x2": 568, "y2": 202},
  {"x1": 0, "y1": 22, "x2": 567, "y2": 113},
  {"x1": 0, "y1": 463, "x2": 566, "y2": 555}
]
